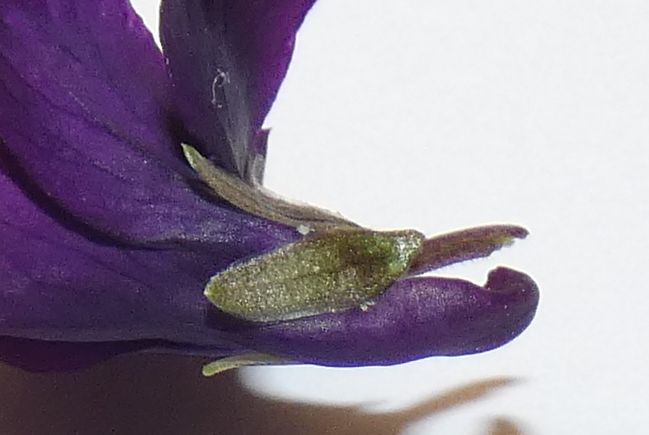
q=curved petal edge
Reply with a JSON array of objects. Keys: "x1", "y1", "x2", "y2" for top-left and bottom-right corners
[{"x1": 228, "y1": 267, "x2": 539, "y2": 366}]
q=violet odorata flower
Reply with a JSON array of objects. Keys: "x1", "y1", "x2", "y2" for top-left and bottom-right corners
[{"x1": 0, "y1": 0, "x2": 538, "y2": 373}]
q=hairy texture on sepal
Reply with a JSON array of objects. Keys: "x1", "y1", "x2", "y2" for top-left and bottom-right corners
[
  {"x1": 182, "y1": 144, "x2": 356, "y2": 231},
  {"x1": 205, "y1": 229, "x2": 424, "y2": 322}
]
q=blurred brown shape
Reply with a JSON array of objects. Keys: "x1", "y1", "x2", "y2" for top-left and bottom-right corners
[
  {"x1": 487, "y1": 417, "x2": 527, "y2": 435},
  {"x1": 0, "y1": 353, "x2": 519, "y2": 435}
]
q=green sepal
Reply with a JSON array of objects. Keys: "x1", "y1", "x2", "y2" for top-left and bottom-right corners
[
  {"x1": 182, "y1": 143, "x2": 357, "y2": 231},
  {"x1": 204, "y1": 228, "x2": 425, "y2": 323},
  {"x1": 202, "y1": 353, "x2": 287, "y2": 377}
]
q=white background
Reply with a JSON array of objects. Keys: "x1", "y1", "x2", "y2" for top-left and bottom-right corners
[{"x1": 131, "y1": 1, "x2": 649, "y2": 434}]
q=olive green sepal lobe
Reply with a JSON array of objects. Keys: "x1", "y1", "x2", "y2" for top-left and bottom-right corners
[
  {"x1": 182, "y1": 143, "x2": 357, "y2": 231},
  {"x1": 204, "y1": 229, "x2": 425, "y2": 323},
  {"x1": 202, "y1": 353, "x2": 287, "y2": 376}
]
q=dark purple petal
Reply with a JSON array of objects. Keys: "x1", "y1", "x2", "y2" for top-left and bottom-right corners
[
  {"x1": 0, "y1": 337, "x2": 158, "y2": 372},
  {"x1": 0, "y1": 1, "x2": 293, "y2": 244},
  {"x1": 160, "y1": 0, "x2": 317, "y2": 180},
  {"x1": 0, "y1": 337, "x2": 242, "y2": 372},
  {"x1": 0, "y1": 165, "x2": 295, "y2": 357},
  {"x1": 227, "y1": 268, "x2": 539, "y2": 366}
]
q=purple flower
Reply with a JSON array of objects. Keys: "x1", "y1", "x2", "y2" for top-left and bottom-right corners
[{"x1": 0, "y1": 0, "x2": 538, "y2": 373}]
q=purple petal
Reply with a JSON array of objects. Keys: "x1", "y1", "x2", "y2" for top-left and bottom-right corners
[
  {"x1": 160, "y1": 0, "x2": 317, "y2": 180},
  {"x1": 0, "y1": 166, "x2": 537, "y2": 370},
  {"x1": 0, "y1": 337, "x2": 158, "y2": 372},
  {"x1": 0, "y1": 165, "x2": 295, "y2": 355},
  {"x1": 0, "y1": 1, "x2": 539, "y2": 374},
  {"x1": 0, "y1": 0, "x2": 177, "y2": 165},
  {"x1": 0, "y1": 336, "x2": 241, "y2": 372},
  {"x1": 0, "y1": 1, "x2": 290, "y2": 244},
  {"x1": 227, "y1": 268, "x2": 539, "y2": 366}
]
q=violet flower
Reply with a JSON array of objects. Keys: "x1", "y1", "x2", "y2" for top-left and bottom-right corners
[{"x1": 0, "y1": 0, "x2": 538, "y2": 373}]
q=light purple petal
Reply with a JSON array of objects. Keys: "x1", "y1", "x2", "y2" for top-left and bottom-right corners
[
  {"x1": 225, "y1": 268, "x2": 539, "y2": 366},
  {"x1": 160, "y1": 0, "x2": 317, "y2": 181}
]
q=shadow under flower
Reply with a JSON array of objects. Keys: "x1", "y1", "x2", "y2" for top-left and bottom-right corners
[
  {"x1": 488, "y1": 417, "x2": 528, "y2": 435},
  {"x1": 0, "y1": 353, "x2": 525, "y2": 435}
]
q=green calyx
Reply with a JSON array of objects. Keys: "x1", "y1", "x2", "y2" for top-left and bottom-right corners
[
  {"x1": 183, "y1": 143, "x2": 424, "y2": 323},
  {"x1": 204, "y1": 228, "x2": 425, "y2": 322},
  {"x1": 181, "y1": 143, "x2": 527, "y2": 327}
]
